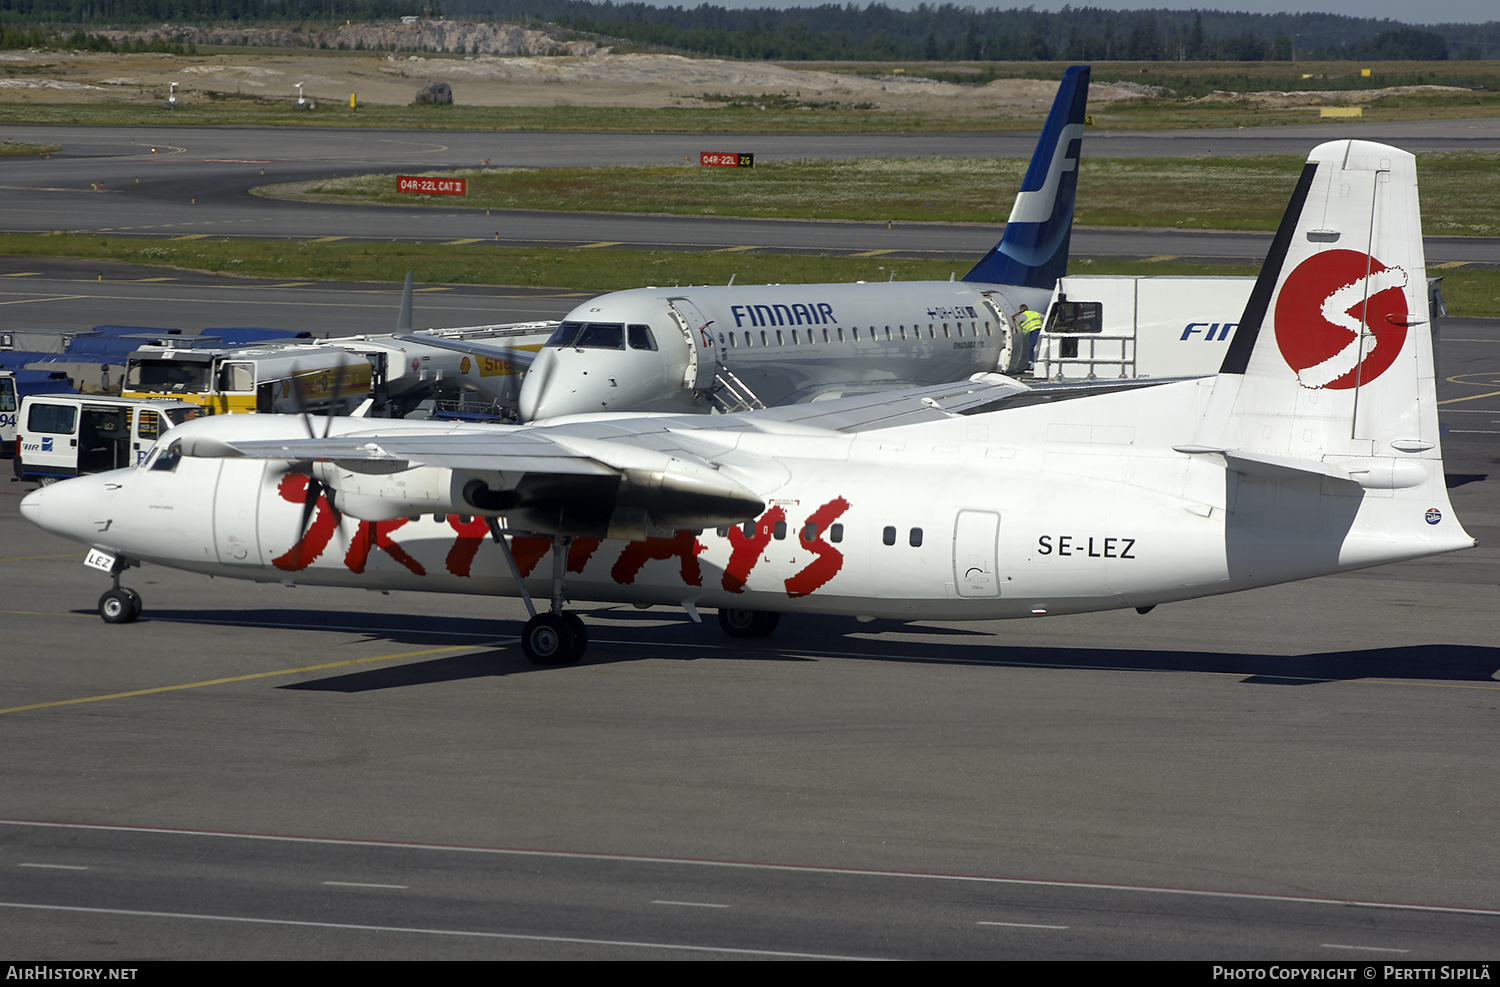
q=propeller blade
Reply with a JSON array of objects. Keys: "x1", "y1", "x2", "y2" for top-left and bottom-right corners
[{"x1": 323, "y1": 360, "x2": 348, "y2": 438}]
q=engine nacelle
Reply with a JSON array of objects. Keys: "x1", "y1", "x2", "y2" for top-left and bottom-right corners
[{"x1": 326, "y1": 464, "x2": 475, "y2": 521}]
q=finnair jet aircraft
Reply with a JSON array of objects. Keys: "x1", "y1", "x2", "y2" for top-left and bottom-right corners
[
  {"x1": 23, "y1": 141, "x2": 1471, "y2": 667},
  {"x1": 423, "y1": 65, "x2": 1090, "y2": 421}
]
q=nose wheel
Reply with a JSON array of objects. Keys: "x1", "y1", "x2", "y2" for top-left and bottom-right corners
[
  {"x1": 98, "y1": 586, "x2": 141, "y2": 624},
  {"x1": 97, "y1": 559, "x2": 142, "y2": 624}
]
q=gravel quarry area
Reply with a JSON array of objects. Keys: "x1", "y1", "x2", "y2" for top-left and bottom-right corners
[{"x1": 0, "y1": 47, "x2": 1161, "y2": 116}]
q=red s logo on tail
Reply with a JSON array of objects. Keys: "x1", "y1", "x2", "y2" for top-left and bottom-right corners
[{"x1": 1274, "y1": 250, "x2": 1409, "y2": 389}]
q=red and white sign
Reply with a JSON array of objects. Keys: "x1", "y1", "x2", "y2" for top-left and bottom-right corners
[
  {"x1": 397, "y1": 175, "x2": 467, "y2": 196},
  {"x1": 1274, "y1": 249, "x2": 1409, "y2": 389},
  {"x1": 700, "y1": 152, "x2": 754, "y2": 169}
]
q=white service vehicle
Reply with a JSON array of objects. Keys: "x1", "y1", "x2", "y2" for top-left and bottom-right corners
[
  {"x1": 13, "y1": 394, "x2": 202, "y2": 484},
  {"x1": 1036, "y1": 275, "x2": 1255, "y2": 380},
  {"x1": 0, "y1": 371, "x2": 16, "y2": 456}
]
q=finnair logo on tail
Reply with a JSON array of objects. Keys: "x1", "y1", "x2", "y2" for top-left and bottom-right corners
[
  {"x1": 1274, "y1": 249, "x2": 1410, "y2": 390},
  {"x1": 1007, "y1": 123, "x2": 1084, "y2": 225}
]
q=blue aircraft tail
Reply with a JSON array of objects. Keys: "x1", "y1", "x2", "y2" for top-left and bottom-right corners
[{"x1": 962, "y1": 65, "x2": 1089, "y2": 289}]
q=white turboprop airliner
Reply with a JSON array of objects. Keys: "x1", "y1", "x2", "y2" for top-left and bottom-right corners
[
  {"x1": 22, "y1": 140, "x2": 1472, "y2": 667},
  {"x1": 412, "y1": 65, "x2": 1091, "y2": 421}
]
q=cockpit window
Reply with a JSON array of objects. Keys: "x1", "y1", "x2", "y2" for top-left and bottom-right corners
[
  {"x1": 545, "y1": 321, "x2": 626, "y2": 349},
  {"x1": 149, "y1": 441, "x2": 182, "y2": 473},
  {"x1": 546, "y1": 321, "x2": 583, "y2": 347},
  {"x1": 628, "y1": 324, "x2": 657, "y2": 351}
]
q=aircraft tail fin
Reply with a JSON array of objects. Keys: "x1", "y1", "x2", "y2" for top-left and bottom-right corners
[
  {"x1": 1195, "y1": 140, "x2": 1439, "y2": 468},
  {"x1": 1184, "y1": 139, "x2": 1478, "y2": 572},
  {"x1": 962, "y1": 64, "x2": 1089, "y2": 289}
]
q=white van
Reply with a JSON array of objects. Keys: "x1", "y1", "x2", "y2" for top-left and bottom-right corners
[{"x1": 13, "y1": 395, "x2": 202, "y2": 484}]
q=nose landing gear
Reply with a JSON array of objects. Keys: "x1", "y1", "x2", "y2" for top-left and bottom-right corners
[{"x1": 98, "y1": 560, "x2": 142, "y2": 624}]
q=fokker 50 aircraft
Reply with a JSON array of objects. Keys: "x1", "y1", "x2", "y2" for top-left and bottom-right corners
[
  {"x1": 415, "y1": 65, "x2": 1090, "y2": 422},
  {"x1": 22, "y1": 140, "x2": 1472, "y2": 667}
]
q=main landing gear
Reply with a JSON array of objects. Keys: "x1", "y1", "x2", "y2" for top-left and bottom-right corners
[
  {"x1": 489, "y1": 524, "x2": 783, "y2": 663},
  {"x1": 490, "y1": 525, "x2": 588, "y2": 666},
  {"x1": 98, "y1": 560, "x2": 142, "y2": 624},
  {"x1": 520, "y1": 611, "x2": 588, "y2": 666},
  {"x1": 717, "y1": 608, "x2": 780, "y2": 638}
]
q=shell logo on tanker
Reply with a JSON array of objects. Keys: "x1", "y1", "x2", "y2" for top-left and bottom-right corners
[{"x1": 271, "y1": 474, "x2": 850, "y2": 597}]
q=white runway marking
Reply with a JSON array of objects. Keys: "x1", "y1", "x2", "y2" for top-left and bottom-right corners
[
  {"x1": 6, "y1": 819, "x2": 1499, "y2": 919},
  {"x1": 652, "y1": 900, "x2": 730, "y2": 908},
  {"x1": 18, "y1": 863, "x2": 87, "y2": 870},
  {"x1": 0, "y1": 901, "x2": 876, "y2": 960},
  {"x1": 977, "y1": 921, "x2": 1068, "y2": 929},
  {"x1": 1322, "y1": 943, "x2": 1410, "y2": 953},
  {"x1": 322, "y1": 881, "x2": 409, "y2": 890}
]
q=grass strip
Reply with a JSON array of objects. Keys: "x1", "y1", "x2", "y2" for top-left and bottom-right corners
[
  {"x1": 0, "y1": 100, "x2": 1028, "y2": 134},
  {"x1": 279, "y1": 152, "x2": 1500, "y2": 237},
  {"x1": 0, "y1": 140, "x2": 61, "y2": 155},
  {"x1": 4, "y1": 88, "x2": 1500, "y2": 133},
  {"x1": 3, "y1": 233, "x2": 1496, "y2": 317}
]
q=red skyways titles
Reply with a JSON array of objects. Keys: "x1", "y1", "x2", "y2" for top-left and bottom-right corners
[{"x1": 271, "y1": 479, "x2": 853, "y2": 598}]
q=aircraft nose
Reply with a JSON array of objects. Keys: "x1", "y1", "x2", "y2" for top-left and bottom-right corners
[
  {"x1": 517, "y1": 348, "x2": 557, "y2": 421},
  {"x1": 19, "y1": 475, "x2": 114, "y2": 544},
  {"x1": 519, "y1": 349, "x2": 619, "y2": 421}
]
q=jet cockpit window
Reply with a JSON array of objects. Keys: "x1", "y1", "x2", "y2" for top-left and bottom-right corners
[
  {"x1": 546, "y1": 321, "x2": 583, "y2": 347},
  {"x1": 546, "y1": 321, "x2": 626, "y2": 349},
  {"x1": 577, "y1": 323, "x2": 624, "y2": 349},
  {"x1": 627, "y1": 324, "x2": 657, "y2": 351}
]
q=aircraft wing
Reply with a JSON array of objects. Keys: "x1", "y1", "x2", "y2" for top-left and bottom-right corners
[{"x1": 751, "y1": 373, "x2": 1178, "y2": 433}]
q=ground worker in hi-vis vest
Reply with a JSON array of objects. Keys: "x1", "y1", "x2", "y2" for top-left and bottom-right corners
[{"x1": 1014, "y1": 304, "x2": 1044, "y2": 370}]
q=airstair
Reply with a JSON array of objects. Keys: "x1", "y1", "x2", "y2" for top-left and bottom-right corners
[{"x1": 710, "y1": 367, "x2": 766, "y2": 414}]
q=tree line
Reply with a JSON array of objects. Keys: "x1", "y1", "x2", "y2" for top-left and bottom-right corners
[{"x1": 0, "y1": 1, "x2": 1490, "y2": 61}]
